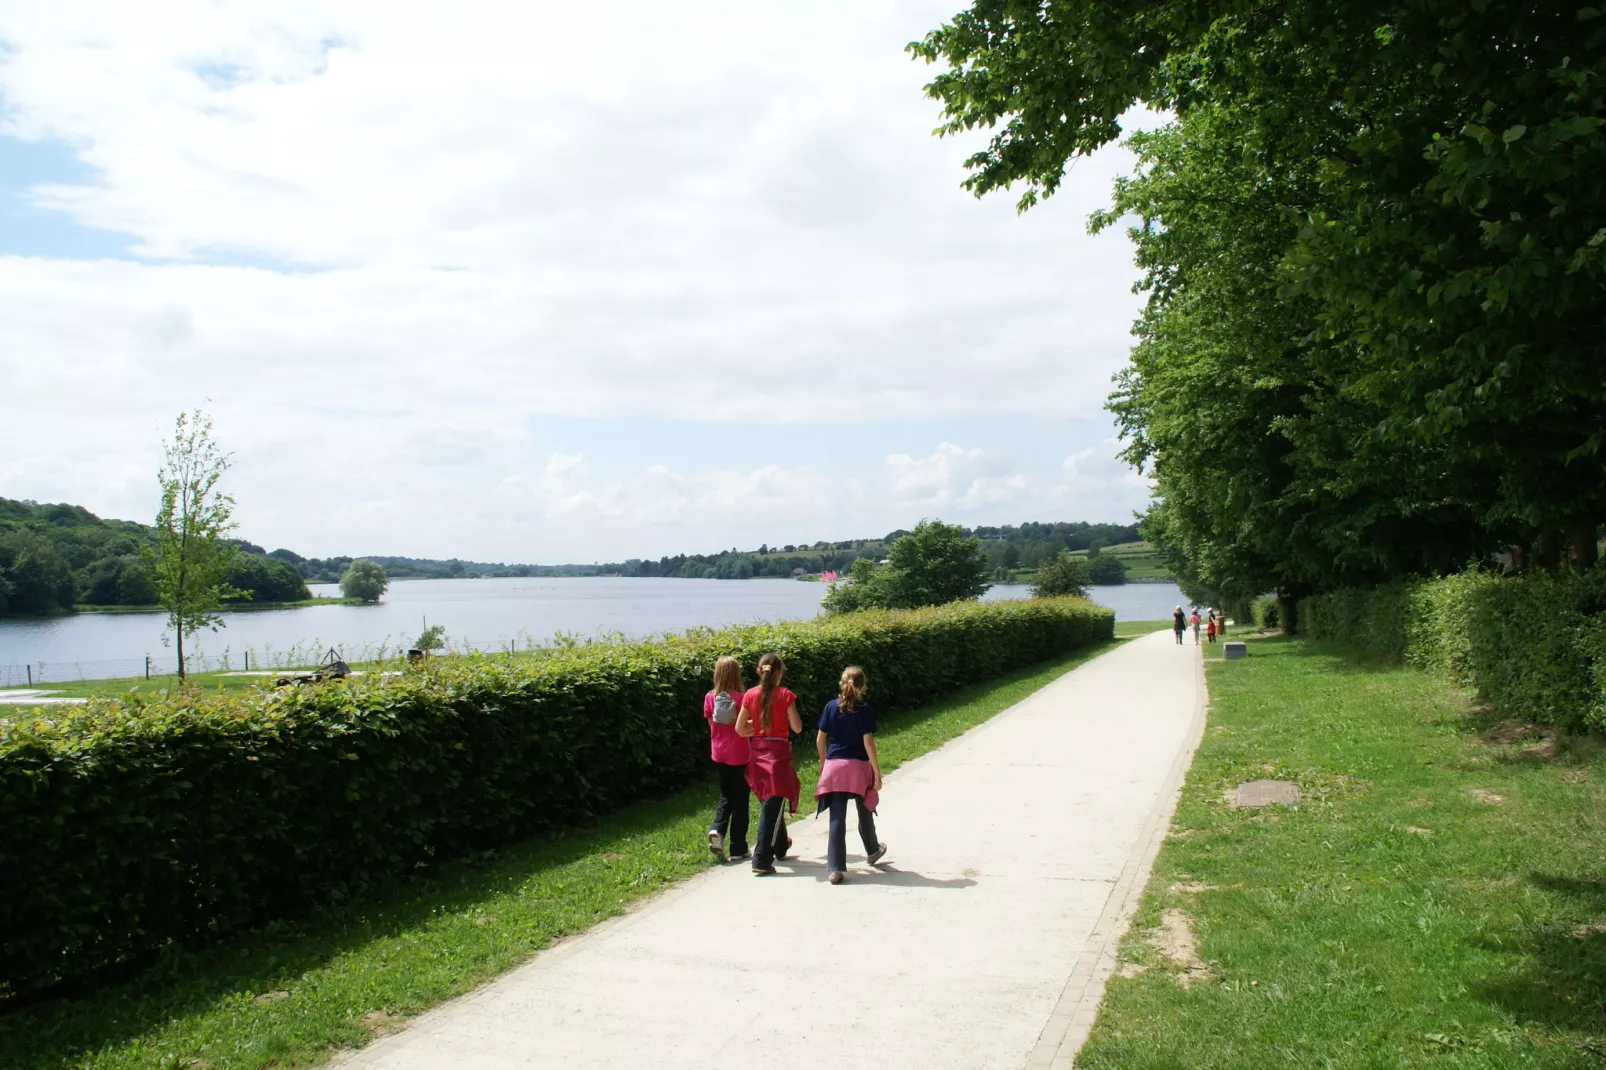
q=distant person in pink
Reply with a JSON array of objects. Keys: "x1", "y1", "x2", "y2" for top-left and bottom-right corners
[
  {"x1": 814, "y1": 665, "x2": 888, "y2": 885},
  {"x1": 735, "y1": 652, "x2": 802, "y2": 875},
  {"x1": 703, "y1": 656, "x2": 750, "y2": 861}
]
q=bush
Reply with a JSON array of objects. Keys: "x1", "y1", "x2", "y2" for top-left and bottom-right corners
[
  {"x1": 1299, "y1": 567, "x2": 1606, "y2": 730},
  {"x1": 821, "y1": 519, "x2": 989, "y2": 614},
  {"x1": 1087, "y1": 555, "x2": 1128, "y2": 585},
  {"x1": 340, "y1": 558, "x2": 389, "y2": 602},
  {"x1": 0, "y1": 596, "x2": 1111, "y2": 997},
  {"x1": 1033, "y1": 551, "x2": 1090, "y2": 598},
  {"x1": 1251, "y1": 597, "x2": 1280, "y2": 630}
]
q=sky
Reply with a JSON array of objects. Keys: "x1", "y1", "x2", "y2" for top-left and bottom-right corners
[{"x1": 0, "y1": 1, "x2": 1154, "y2": 563}]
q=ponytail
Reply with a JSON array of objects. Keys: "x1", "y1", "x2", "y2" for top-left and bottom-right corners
[
  {"x1": 838, "y1": 665, "x2": 867, "y2": 713},
  {"x1": 755, "y1": 652, "x2": 784, "y2": 734}
]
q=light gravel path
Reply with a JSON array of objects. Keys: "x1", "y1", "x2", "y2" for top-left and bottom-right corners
[{"x1": 338, "y1": 629, "x2": 1206, "y2": 1070}]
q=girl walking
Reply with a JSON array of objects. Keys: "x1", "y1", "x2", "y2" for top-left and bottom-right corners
[
  {"x1": 703, "y1": 656, "x2": 750, "y2": 861},
  {"x1": 1172, "y1": 606, "x2": 1186, "y2": 645},
  {"x1": 735, "y1": 652, "x2": 802, "y2": 875},
  {"x1": 815, "y1": 666, "x2": 887, "y2": 885},
  {"x1": 1190, "y1": 607, "x2": 1202, "y2": 644},
  {"x1": 1206, "y1": 611, "x2": 1218, "y2": 644}
]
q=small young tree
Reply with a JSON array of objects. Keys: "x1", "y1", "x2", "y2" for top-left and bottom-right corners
[
  {"x1": 144, "y1": 409, "x2": 243, "y2": 680},
  {"x1": 1033, "y1": 551, "x2": 1091, "y2": 599},
  {"x1": 341, "y1": 559, "x2": 389, "y2": 602}
]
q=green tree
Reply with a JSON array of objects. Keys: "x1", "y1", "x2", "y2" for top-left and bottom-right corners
[
  {"x1": 144, "y1": 410, "x2": 243, "y2": 681},
  {"x1": 1087, "y1": 555, "x2": 1128, "y2": 585},
  {"x1": 340, "y1": 559, "x2": 389, "y2": 603},
  {"x1": 912, "y1": 0, "x2": 1606, "y2": 592},
  {"x1": 822, "y1": 519, "x2": 989, "y2": 613},
  {"x1": 1032, "y1": 551, "x2": 1090, "y2": 599}
]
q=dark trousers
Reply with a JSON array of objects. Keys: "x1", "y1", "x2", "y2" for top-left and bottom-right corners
[
  {"x1": 710, "y1": 761, "x2": 750, "y2": 855},
  {"x1": 1174, "y1": 627, "x2": 1185, "y2": 644},
  {"x1": 821, "y1": 792, "x2": 879, "y2": 873},
  {"x1": 752, "y1": 795, "x2": 790, "y2": 868}
]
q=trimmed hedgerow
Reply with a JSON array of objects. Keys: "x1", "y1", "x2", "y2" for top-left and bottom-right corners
[
  {"x1": 0, "y1": 596, "x2": 1110, "y2": 998},
  {"x1": 1299, "y1": 568, "x2": 1606, "y2": 730}
]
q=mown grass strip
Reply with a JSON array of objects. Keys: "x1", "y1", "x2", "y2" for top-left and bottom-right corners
[
  {"x1": 0, "y1": 620, "x2": 1163, "y2": 1070},
  {"x1": 1079, "y1": 633, "x2": 1606, "y2": 1069}
]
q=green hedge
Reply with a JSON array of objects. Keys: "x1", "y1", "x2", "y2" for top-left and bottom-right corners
[
  {"x1": 1299, "y1": 568, "x2": 1606, "y2": 730},
  {"x1": 0, "y1": 596, "x2": 1111, "y2": 997}
]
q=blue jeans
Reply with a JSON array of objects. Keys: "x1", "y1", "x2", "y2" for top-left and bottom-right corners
[{"x1": 821, "y1": 791, "x2": 879, "y2": 873}]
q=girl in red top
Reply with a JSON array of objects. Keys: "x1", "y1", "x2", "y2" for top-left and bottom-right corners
[
  {"x1": 735, "y1": 652, "x2": 803, "y2": 875},
  {"x1": 703, "y1": 656, "x2": 750, "y2": 861}
]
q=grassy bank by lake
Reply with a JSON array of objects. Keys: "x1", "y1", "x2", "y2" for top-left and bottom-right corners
[
  {"x1": 72, "y1": 597, "x2": 362, "y2": 614},
  {"x1": 0, "y1": 620, "x2": 1166, "y2": 1070},
  {"x1": 1078, "y1": 632, "x2": 1606, "y2": 1068}
]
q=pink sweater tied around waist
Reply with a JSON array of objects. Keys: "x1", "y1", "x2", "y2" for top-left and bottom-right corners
[
  {"x1": 745, "y1": 736, "x2": 800, "y2": 813},
  {"x1": 814, "y1": 757, "x2": 879, "y2": 814}
]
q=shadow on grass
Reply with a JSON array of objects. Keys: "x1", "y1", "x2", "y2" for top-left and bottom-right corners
[
  {"x1": 1475, "y1": 874, "x2": 1606, "y2": 1037},
  {"x1": 0, "y1": 641, "x2": 1119, "y2": 1069}
]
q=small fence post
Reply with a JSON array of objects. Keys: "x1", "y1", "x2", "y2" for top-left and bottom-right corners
[
  {"x1": 145, "y1": 655, "x2": 151, "y2": 680},
  {"x1": 26, "y1": 664, "x2": 31, "y2": 687}
]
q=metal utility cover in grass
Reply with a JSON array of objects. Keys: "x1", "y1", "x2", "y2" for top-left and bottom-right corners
[
  {"x1": 1223, "y1": 641, "x2": 1247, "y2": 660},
  {"x1": 1234, "y1": 780, "x2": 1301, "y2": 807}
]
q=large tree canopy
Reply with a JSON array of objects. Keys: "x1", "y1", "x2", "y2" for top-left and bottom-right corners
[{"x1": 913, "y1": 1, "x2": 1606, "y2": 597}]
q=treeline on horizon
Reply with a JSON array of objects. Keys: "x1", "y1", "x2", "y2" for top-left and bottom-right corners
[{"x1": 0, "y1": 497, "x2": 1141, "y2": 614}]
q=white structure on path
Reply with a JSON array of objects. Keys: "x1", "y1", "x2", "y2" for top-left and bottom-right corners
[{"x1": 337, "y1": 630, "x2": 1206, "y2": 1070}]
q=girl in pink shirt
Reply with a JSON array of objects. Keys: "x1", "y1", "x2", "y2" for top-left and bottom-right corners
[
  {"x1": 704, "y1": 656, "x2": 750, "y2": 861},
  {"x1": 735, "y1": 652, "x2": 802, "y2": 875}
]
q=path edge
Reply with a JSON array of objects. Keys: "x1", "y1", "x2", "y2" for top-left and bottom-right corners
[{"x1": 1024, "y1": 643, "x2": 1210, "y2": 1070}]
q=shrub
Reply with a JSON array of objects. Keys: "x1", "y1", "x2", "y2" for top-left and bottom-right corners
[
  {"x1": 1299, "y1": 567, "x2": 1606, "y2": 729},
  {"x1": 821, "y1": 519, "x2": 989, "y2": 614},
  {"x1": 1033, "y1": 551, "x2": 1090, "y2": 598},
  {"x1": 0, "y1": 596, "x2": 1111, "y2": 997},
  {"x1": 1086, "y1": 554, "x2": 1128, "y2": 585},
  {"x1": 1251, "y1": 597, "x2": 1280, "y2": 630},
  {"x1": 340, "y1": 558, "x2": 388, "y2": 602}
]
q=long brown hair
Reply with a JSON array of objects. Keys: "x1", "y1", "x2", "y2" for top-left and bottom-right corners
[
  {"x1": 838, "y1": 665, "x2": 866, "y2": 713},
  {"x1": 755, "y1": 652, "x2": 784, "y2": 734},
  {"x1": 711, "y1": 656, "x2": 743, "y2": 696}
]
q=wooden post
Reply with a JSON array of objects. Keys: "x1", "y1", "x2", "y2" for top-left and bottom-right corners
[
  {"x1": 145, "y1": 655, "x2": 152, "y2": 680},
  {"x1": 26, "y1": 664, "x2": 32, "y2": 687}
]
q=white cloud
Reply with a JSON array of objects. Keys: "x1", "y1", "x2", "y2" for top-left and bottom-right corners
[
  {"x1": 885, "y1": 442, "x2": 1029, "y2": 511},
  {"x1": 1053, "y1": 439, "x2": 1153, "y2": 521},
  {"x1": 0, "y1": 0, "x2": 1151, "y2": 558}
]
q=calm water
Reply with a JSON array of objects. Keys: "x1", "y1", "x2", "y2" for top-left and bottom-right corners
[{"x1": 0, "y1": 577, "x2": 1186, "y2": 684}]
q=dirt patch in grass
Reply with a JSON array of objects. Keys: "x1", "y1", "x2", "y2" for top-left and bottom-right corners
[
  {"x1": 1466, "y1": 787, "x2": 1507, "y2": 804},
  {"x1": 1153, "y1": 910, "x2": 1211, "y2": 987}
]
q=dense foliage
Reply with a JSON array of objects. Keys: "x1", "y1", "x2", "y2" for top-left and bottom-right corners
[
  {"x1": 822, "y1": 519, "x2": 991, "y2": 613},
  {"x1": 0, "y1": 499, "x2": 308, "y2": 615},
  {"x1": 1032, "y1": 551, "x2": 1090, "y2": 598},
  {"x1": 1299, "y1": 568, "x2": 1606, "y2": 730},
  {"x1": 913, "y1": 1, "x2": 1606, "y2": 602},
  {"x1": 339, "y1": 558, "x2": 389, "y2": 603},
  {"x1": 0, "y1": 596, "x2": 1112, "y2": 997}
]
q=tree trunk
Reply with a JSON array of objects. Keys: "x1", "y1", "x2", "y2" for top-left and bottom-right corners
[
  {"x1": 1509, "y1": 540, "x2": 1528, "y2": 573},
  {"x1": 1536, "y1": 530, "x2": 1562, "y2": 571},
  {"x1": 1571, "y1": 523, "x2": 1600, "y2": 571},
  {"x1": 176, "y1": 620, "x2": 186, "y2": 682}
]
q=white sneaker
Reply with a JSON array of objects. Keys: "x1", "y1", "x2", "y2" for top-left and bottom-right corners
[
  {"x1": 867, "y1": 843, "x2": 889, "y2": 867},
  {"x1": 706, "y1": 830, "x2": 724, "y2": 859}
]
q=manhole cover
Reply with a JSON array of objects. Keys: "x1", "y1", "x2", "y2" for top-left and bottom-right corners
[{"x1": 1234, "y1": 780, "x2": 1300, "y2": 807}]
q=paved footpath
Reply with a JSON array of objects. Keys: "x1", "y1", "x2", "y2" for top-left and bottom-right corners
[{"x1": 339, "y1": 630, "x2": 1206, "y2": 1070}]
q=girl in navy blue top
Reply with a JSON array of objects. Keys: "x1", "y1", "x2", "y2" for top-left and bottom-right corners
[{"x1": 813, "y1": 665, "x2": 887, "y2": 884}]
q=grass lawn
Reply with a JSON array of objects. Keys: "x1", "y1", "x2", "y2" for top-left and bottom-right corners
[
  {"x1": 1078, "y1": 632, "x2": 1606, "y2": 1069},
  {"x1": 0, "y1": 620, "x2": 1163, "y2": 1070}
]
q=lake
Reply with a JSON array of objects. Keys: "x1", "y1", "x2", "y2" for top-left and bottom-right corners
[{"x1": 0, "y1": 577, "x2": 1188, "y2": 685}]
